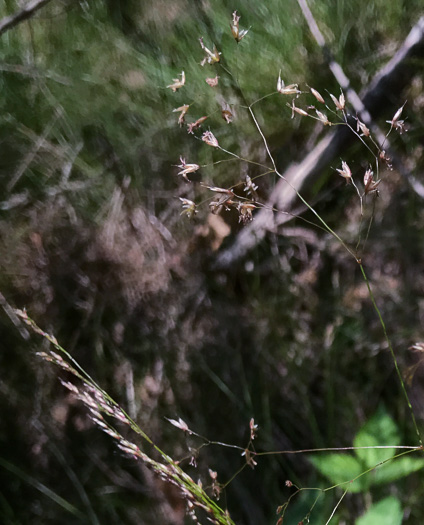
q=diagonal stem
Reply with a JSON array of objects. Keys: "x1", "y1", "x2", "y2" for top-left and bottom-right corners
[
  {"x1": 0, "y1": 0, "x2": 53, "y2": 37},
  {"x1": 359, "y1": 263, "x2": 423, "y2": 446}
]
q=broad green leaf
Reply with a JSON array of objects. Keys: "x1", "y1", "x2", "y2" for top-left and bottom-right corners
[
  {"x1": 371, "y1": 456, "x2": 424, "y2": 485},
  {"x1": 355, "y1": 496, "x2": 402, "y2": 525},
  {"x1": 310, "y1": 454, "x2": 369, "y2": 493},
  {"x1": 354, "y1": 406, "x2": 400, "y2": 468}
]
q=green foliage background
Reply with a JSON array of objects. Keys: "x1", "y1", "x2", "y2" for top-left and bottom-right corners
[{"x1": 0, "y1": 0, "x2": 424, "y2": 523}]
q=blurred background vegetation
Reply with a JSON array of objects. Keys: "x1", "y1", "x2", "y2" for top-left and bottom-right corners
[{"x1": 1, "y1": 0, "x2": 424, "y2": 523}]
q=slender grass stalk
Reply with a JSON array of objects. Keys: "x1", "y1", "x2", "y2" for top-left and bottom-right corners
[{"x1": 359, "y1": 264, "x2": 423, "y2": 446}]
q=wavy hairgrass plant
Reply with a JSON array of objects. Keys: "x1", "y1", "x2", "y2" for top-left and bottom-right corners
[
  {"x1": 166, "y1": 8, "x2": 423, "y2": 524},
  {"x1": 15, "y1": 8, "x2": 424, "y2": 525}
]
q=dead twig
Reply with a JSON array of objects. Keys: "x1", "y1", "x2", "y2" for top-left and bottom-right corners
[{"x1": 0, "y1": 0, "x2": 53, "y2": 37}]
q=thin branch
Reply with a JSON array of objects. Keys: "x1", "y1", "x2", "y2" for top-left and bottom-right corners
[{"x1": 0, "y1": 0, "x2": 53, "y2": 37}]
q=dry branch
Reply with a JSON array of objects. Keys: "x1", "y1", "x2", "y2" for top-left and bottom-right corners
[
  {"x1": 0, "y1": 0, "x2": 53, "y2": 37},
  {"x1": 214, "y1": 16, "x2": 424, "y2": 270}
]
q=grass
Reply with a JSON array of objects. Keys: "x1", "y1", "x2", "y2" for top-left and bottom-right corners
[{"x1": 2, "y1": 1, "x2": 424, "y2": 523}]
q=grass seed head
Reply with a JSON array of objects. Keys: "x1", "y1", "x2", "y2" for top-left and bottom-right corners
[
  {"x1": 336, "y1": 160, "x2": 352, "y2": 184},
  {"x1": 330, "y1": 91, "x2": 345, "y2": 110},
  {"x1": 179, "y1": 198, "x2": 197, "y2": 219},
  {"x1": 309, "y1": 86, "x2": 325, "y2": 104},
  {"x1": 363, "y1": 168, "x2": 381, "y2": 195},
  {"x1": 230, "y1": 11, "x2": 249, "y2": 42},
  {"x1": 205, "y1": 75, "x2": 219, "y2": 87},
  {"x1": 202, "y1": 131, "x2": 219, "y2": 147},
  {"x1": 249, "y1": 418, "x2": 259, "y2": 440},
  {"x1": 387, "y1": 101, "x2": 407, "y2": 130},
  {"x1": 241, "y1": 448, "x2": 258, "y2": 468},
  {"x1": 199, "y1": 38, "x2": 221, "y2": 66},
  {"x1": 167, "y1": 71, "x2": 185, "y2": 92},
  {"x1": 221, "y1": 102, "x2": 234, "y2": 123},
  {"x1": 315, "y1": 109, "x2": 331, "y2": 126},
  {"x1": 177, "y1": 157, "x2": 200, "y2": 182},
  {"x1": 173, "y1": 104, "x2": 190, "y2": 126},
  {"x1": 187, "y1": 116, "x2": 208, "y2": 134},
  {"x1": 244, "y1": 175, "x2": 258, "y2": 200},
  {"x1": 237, "y1": 202, "x2": 255, "y2": 224},
  {"x1": 166, "y1": 416, "x2": 192, "y2": 433},
  {"x1": 356, "y1": 118, "x2": 370, "y2": 137},
  {"x1": 287, "y1": 100, "x2": 308, "y2": 118},
  {"x1": 379, "y1": 150, "x2": 393, "y2": 170},
  {"x1": 277, "y1": 71, "x2": 301, "y2": 95}
]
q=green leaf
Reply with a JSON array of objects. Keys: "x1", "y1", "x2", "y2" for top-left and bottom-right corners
[
  {"x1": 371, "y1": 456, "x2": 424, "y2": 485},
  {"x1": 310, "y1": 454, "x2": 369, "y2": 493},
  {"x1": 355, "y1": 496, "x2": 402, "y2": 525},
  {"x1": 354, "y1": 406, "x2": 400, "y2": 468}
]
